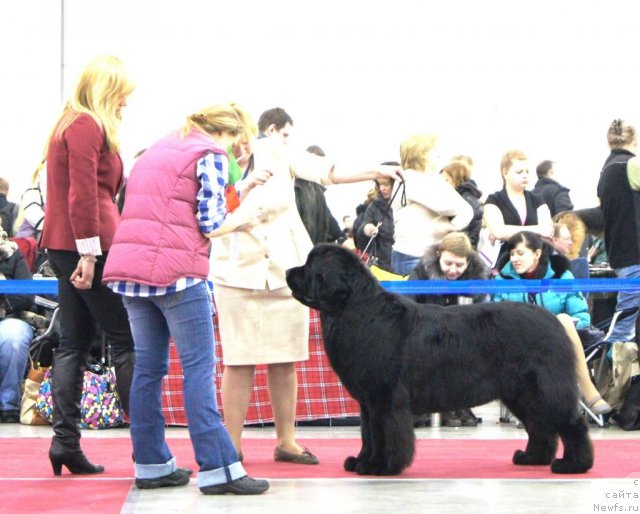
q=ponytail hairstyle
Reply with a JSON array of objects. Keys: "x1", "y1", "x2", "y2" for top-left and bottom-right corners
[
  {"x1": 607, "y1": 118, "x2": 636, "y2": 149},
  {"x1": 181, "y1": 103, "x2": 257, "y2": 143}
]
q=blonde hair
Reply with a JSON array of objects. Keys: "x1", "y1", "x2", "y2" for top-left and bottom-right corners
[
  {"x1": 400, "y1": 133, "x2": 438, "y2": 171},
  {"x1": 441, "y1": 160, "x2": 471, "y2": 189},
  {"x1": 500, "y1": 149, "x2": 528, "y2": 176},
  {"x1": 607, "y1": 119, "x2": 636, "y2": 149},
  {"x1": 552, "y1": 211, "x2": 586, "y2": 260},
  {"x1": 51, "y1": 55, "x2": 135, "y2": 153},
  {"x1": 437, "y1": 232, "x2": 474, "y2": 261},
  {"x1": 31, "y1": 160, "x2": 45, "y2": 185},
  {"x1": 181, "y1": 103, "x2": 257, "y2": 143}
]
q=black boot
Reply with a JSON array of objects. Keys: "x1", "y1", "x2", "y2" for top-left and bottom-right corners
[
  {"x1": 49, "y1": 348, "x2": 104, "y2": 476},
  {"x1": 441, "y1": 411, "x2": 462, "y2": 427},
  {"x1": 413, "y1": 413, "x2": 431, "y2": 428},
  {"x1": 110, "y1": 346, "x2": 135, "y2": 416}
]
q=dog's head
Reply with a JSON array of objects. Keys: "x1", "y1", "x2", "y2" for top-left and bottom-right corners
[{"x1": 286, "y1": 244, "x2": 374, "y2": 314}]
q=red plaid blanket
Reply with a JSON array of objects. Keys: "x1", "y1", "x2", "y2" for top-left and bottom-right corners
[{"x1": 161, "y1": 309, "x2": 360, "y2": 425}]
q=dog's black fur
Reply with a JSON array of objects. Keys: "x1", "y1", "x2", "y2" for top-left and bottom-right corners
[{"x1": 286, "y1": 244, "x2": 594, "y2": 476}]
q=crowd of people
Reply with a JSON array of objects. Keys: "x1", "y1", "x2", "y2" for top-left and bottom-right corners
[{"x1": 0, "y1": 53, "x2": 638, "y2": 495}]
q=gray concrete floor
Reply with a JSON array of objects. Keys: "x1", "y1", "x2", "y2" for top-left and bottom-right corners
[{"x1": 3, "y1": 402, "x2": 639, "y2": 514}]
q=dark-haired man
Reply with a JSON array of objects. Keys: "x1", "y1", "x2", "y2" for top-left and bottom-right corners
[
  {"x1": 257, "y1": 107, "x2": 293, "y2": 144},
  {"x1": 532, "y1": 160, "x2": 574, "y2": 217}
]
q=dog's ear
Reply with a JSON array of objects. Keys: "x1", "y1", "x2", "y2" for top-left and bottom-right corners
[{"x1": 312, "y1": 267, "x2": 352, "y2": 311}]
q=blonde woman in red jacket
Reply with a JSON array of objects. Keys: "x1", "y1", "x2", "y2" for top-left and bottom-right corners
[{"x1": 40, "y1": 55, "x2": 135, "y2": 477}]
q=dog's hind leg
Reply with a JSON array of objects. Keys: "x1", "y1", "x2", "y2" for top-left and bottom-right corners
[
  {"x1": 551, "y1": 415, "x2": 594, "y2": 474},
  {"x1": 512, "y1": 427, "x2": 558, "y2": 466},
  {"x1": 344, "y1": 406, "x2": 373, "y2": 473},
  {"x1": 506, "y1": 403, "x2": 558, "y2": 466}
]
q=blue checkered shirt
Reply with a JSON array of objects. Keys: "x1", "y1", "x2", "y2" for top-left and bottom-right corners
[{"x1": 108, "y1": 152, "x2": 227, "y2": 297}]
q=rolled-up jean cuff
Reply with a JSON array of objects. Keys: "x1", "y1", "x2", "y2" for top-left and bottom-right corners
[
  {"x1": 135, "y1": 456, "x2": 177, "y2": 479},
  {"x1": 197, "y1": 462, "x2": 246, "y2": 488}
]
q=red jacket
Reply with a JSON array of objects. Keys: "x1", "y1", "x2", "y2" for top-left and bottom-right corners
[{"x1": 40, "y1": 113, "x2": 123, "y2": 253}]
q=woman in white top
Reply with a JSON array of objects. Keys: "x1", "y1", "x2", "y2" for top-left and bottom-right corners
[
  {"x1": 211, "y1": 110, "x2": 400, "y2": 465},
  {"x1": 391, "y1": 133, "x2": 473, "y2": 275}
]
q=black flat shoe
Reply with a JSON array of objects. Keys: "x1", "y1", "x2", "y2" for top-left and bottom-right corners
[
  {"x1": 135, "y1": 467, "x2": 193, "y2": 489},
  {"x1": 274, "y1": 446, "x2": 319, "y2": 465},
  {"x1": 200, "y1": 475, "x2": 269, "y2": 495}
]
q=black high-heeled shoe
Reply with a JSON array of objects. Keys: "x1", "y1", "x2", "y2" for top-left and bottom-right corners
[{"x1": 49, "y1": 448, "x2": 105, "y2": 476}]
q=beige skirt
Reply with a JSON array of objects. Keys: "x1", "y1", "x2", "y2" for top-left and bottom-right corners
[{"x1": 214, "y1": 284, "x2": 310, "y2": 365}]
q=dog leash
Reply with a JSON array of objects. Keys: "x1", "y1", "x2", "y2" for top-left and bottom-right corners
[{"x1": 359, "y1": 176, "x2": 406, "y2": 263}]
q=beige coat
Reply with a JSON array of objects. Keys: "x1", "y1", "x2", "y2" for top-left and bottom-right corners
[{"x1": 210, "y1": 138, "x2": 330, "y2": 290}]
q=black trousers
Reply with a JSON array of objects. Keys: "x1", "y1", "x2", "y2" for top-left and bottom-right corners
[
  {"x1": 47, "y1": 250, "x2": 133, "y2": 356},
  {"x1": 47, "y1": 250, "x2": 134, "y2": 416}
]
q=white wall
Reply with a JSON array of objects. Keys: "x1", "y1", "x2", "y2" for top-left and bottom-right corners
[{"x1": 2, "y1": 0, "x2": 639, "y2": 220}]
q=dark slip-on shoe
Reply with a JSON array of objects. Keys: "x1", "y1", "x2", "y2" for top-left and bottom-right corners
[
  {"x1": 274, "y1": 446, "x2": 319, "y2": 465},
  {"x1": 135, "y1": 467, "x2": 193, "y2": 489},
  {"x1": 200, "y1": 475, "x2": 269, "y2": 495}
]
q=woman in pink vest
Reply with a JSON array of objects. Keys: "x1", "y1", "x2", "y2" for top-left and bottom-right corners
[
  {"x1": 103, "y1": 104, "x2": 269, "y2": 495},
  {"x1": 40, "y1": 55, "x2": 136, "y2": 477}
]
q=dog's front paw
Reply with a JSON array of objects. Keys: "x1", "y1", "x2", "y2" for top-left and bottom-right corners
[
  {"x1": 344, "y1": 456, "x2": 359, "y2": 472},
  {"x1": 355, "y1": 461, "x2": 401, "y2": 476},
  {"x1": 355, "y1": 461, "x2": 375, "y2": 475}
]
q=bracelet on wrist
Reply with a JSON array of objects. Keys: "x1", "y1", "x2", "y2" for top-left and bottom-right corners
[{"x1": 81, "y1": 255, "x2": 97, "y2": 263}]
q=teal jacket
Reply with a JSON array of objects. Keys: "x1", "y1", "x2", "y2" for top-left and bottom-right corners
[{"x1": 493, "y1": 254, "x2": 591, "y2": 329}]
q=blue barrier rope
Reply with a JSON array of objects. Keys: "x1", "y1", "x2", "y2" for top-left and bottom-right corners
[
  {"x1": 0, "y1": 277, "x2": 639, "y2": 296},
  {"x1": 0, "y1": 279, "x2": 58, "y2": 294},
  {"x1": 381, "y1": 278, "x2": 640, "y2": 295}
]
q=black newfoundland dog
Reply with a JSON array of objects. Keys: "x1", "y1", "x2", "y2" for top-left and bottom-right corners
[{"x1": 286, "y1": 244, "x2": 593, "y2": 476}]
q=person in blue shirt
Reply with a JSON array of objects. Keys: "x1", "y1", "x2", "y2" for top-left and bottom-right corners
[{"x1": 493, "y1": 230, "x2": 611, "y2": 416}]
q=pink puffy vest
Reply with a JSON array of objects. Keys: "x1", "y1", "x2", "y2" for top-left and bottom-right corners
[{"x1": 103, "y1": 130, "x2": 227, "y2": 287}]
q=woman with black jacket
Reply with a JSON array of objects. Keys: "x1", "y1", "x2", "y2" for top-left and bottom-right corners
[{"x1": 355, "y1": 177, "x2": 395, "y2": 271}]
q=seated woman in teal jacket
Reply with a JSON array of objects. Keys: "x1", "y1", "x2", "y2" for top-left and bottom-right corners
[{"x1": 493, "y1": 230, "x2": 611, "y2": 416}]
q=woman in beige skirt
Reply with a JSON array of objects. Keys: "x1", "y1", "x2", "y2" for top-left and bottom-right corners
[{"x1": 211, "y1": 107, "x2": 399, "y2": 464}]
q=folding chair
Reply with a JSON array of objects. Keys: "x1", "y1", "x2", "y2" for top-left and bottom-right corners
[
  {"x1": 28, "y1": 296, "x2": 60, "y2": 368},
  {"x1": 581, "y1": 306, "x2": 640, "y2": 426}
]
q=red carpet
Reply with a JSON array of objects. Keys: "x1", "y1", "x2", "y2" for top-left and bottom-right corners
[
  {"x1": 1, "y1": 437, "x2": 638, "y2": 480},
  {"x1": 0, "y1": 438, "x2": 640, "y2": 514},
  {"x1": 1, "y1": 480, "x2": 132, "y2": 514},
  {"x1": 1, "y1": 437, "x2": 638, "y2": 513}
]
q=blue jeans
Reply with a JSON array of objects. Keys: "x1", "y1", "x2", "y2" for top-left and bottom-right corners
[
  {"x1": 122, "y1": 282, "x2": 245, "y2": 487},
  {"x1": 391, "y1": 250, "x2": 421, "y2": 276},
  {"x1": 0, "y1": 318, "x2": 34, "y2": 411},
  {"x1": 606, "y1": 264, "x2": 640, "y2": 343}
]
